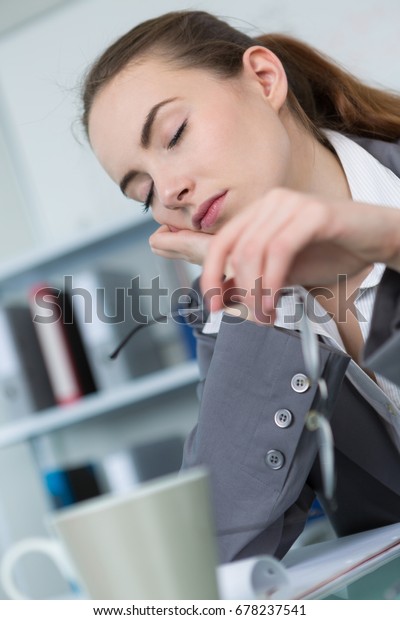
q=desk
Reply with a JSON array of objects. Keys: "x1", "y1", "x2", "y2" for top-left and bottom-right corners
[
  {"x1": 324, "y1": 556, "x2": 400, "y2": 600},
  {"x1": 280, "y1": 522, "x2": 400, "y2": 600}
]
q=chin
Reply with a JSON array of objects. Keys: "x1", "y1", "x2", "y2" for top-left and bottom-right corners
[{"x1": 207, "y1": 217, "x2": 228, "y2": 234}]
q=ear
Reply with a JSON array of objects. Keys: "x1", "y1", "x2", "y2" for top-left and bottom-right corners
[{"x1": 242, "y1": 46, "x2": 288, "y2": 111}]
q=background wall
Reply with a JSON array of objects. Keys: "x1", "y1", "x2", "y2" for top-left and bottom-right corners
[
  {"x1": 0, "y1": 0, "x2": 67, "y2": 262},
  {"x1": 0, "y1": 0, "x2": 399, "y2": 600},
  {"x1": 0, "y1": 0, "x2": 399, "y2": 264}
]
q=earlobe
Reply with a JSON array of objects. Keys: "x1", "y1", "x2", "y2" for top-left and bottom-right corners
[{"x1": 242, "y1": 46, "x2": 288, "y2": 111}]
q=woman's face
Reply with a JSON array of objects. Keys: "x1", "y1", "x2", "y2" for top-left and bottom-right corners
[{"x1": 88, "y1": 53, "x2": 295, "y2": 234}]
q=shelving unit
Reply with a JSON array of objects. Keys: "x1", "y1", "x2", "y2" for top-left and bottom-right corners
[
  {"x1": 0, "y1": 360, "x2": 199, "y2": 449},
  {"x1": 0, "y1": 203, "x2": 204, "y2": 598},
  {"x1": 0, "y1": 0, "x2": 204, "y2": 600},
  {"x1": 0, "y1": 213, "x2": 156, "y2": 295},
  {"x1": 0, "y1": 211, "x2": 201, "y2": 448}
]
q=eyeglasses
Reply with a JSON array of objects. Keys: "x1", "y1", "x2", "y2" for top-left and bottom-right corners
[
  {"x1": 109, "y1": 306, "x2": 204, "y2": 360},
  {"x1": 295, "y1": 287, "x2": 336, "y2": 504},
  {"x1": 110, "y1": 290, "x2": 336, "y2": 503}
]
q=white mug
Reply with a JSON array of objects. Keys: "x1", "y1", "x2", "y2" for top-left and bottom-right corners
[{"x1": 1, "y1": 467, "x2": 219, "y2": 600}]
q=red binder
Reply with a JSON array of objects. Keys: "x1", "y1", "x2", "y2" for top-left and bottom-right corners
[{"x1": 29, "y1": 284, "x2": 96, "y2": 405}]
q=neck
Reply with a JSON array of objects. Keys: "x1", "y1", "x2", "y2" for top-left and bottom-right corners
[
  {"x1": 283, "y1": 116, "x2": 374, "y2": 335},
  {"x1": 284, "y1": 114, "x2": 352, "y2": 200}
]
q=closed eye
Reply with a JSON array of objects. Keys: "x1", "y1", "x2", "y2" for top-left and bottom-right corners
[
  {"x1": 142, "y1": 183, "x2": 154, "y2": 213},
  {"x1": 141, "y1": 121, "x2": 187, "y2": 212},
  {"x1": 168, "y1": 120, "x2": 187, "y2": 149}
]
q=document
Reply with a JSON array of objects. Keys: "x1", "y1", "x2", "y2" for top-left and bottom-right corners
[{"x1": 217, "y1": 522, "x2": 400, "y2": 599}]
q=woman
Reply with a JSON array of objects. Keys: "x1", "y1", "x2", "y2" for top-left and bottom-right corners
[{"x1": 82, "y1": 10, "x2": 400, "y2": 562}]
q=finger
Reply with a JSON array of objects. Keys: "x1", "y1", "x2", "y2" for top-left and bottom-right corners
[
  {"x1": 149, "y1": 224, "x2": 171, "y2": 239},
  {"x1": 225, "y1": 213, "x2": 274, "y2": 311},
  {"x1": 150, "y1": 229, "x2": 208, "y2": 263},
  {"x1": 151, "y1": 247, "x2": 183, "y2": 259},
  {"x1": 202, "y1": 190, "x2": 319, "y2": 310},
  {"x1": 262, "y1": 218, "x2": 322, "y2": 311},
  {"x1": 202, "y1": 190, "x2": 298, "y2": 311},
  {"x1": 201, "y1": 214, "x2": 250, "y2": 310},
  {"x1": 150, "y1": 230, "x2": 180, "y2": 251}
]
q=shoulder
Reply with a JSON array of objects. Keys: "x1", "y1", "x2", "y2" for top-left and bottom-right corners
[{"x1": 349, "y1": 135, "x2": 400, "y2": 176}]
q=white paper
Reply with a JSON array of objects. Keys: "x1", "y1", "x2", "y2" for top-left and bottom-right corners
[
  {"x1": 217, "y1": 522, "x2": 400, "y2": 600},
  {"x1": 217, "y1": 556, "x2": 288, "y2": 600}
]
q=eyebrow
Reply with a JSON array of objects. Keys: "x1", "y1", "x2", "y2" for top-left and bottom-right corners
[{"x1": 119, "y1": 97, "x2": 178, "y2": 196}]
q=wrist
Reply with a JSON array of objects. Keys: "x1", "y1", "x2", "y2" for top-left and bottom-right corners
[
  {"x1": 386, "y1": 209, "x2": 400, "y2": 273},
  {"x1": 224, "y1": 304, "x2": 256, "y2": 322}
]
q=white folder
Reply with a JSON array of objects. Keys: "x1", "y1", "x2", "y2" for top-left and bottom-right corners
[{"x1": 218, "y1": 522, "x2": 400, "y2": 600}]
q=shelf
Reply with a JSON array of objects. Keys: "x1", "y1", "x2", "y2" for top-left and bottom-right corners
[
  {"x1": 0, "y1": 360, "x2": 199, "y2": 448},
  {"x1": 0, "y1": 212, "x2": 157, "y2": 293}
]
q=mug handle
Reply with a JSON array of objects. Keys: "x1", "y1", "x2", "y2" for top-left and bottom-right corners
[{"x1": 0, "y1": 537, "x2": 76, "y2": 600}]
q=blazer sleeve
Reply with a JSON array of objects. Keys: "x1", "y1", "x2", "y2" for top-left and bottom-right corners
[
  {"x1": 181, "y1": 136, "x2": 398, "y2": 563},
  {"x1": 183, "y1": 314, "x2": 349, "y2": 563},
  {"x1": 363, "y1": 268, "x2": 400, "y2": 387}
]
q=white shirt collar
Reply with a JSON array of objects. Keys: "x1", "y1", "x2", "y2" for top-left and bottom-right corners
[
  {"x1": 325, "y1": 130, "x2": 400, "y2": 209},
  {"x1": 324, "y1": 130, "x2": 400, "y2": 292}
]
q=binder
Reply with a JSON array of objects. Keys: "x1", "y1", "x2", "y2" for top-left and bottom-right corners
[
  {"x1": 121, "y1": 269, "x2": 173, "y2": 375},
  {"x1": 70, "y1": 270, "x2": 138, "y2": 389},
  {"x1": 0, "y1": 304, "x2": 56, "y2": 418},
  {"x1": 125, "y1": 242, "x2": 196, "y2": 367},
  {"x1": 70, "y1": 268, "x2": 173, "y2": 385},
  {"x1": 96, "y1": 435, "x2": 185, "y2": 494},
  {"x1": 217, "y1": 522, "x2": 400, "y2": 600},
  {"x1": 152, "y1": 255, "x2": 200, "y2": 362},
  {"x1": 29, "y1": 285, "x2": 97, "y2": 405},
  {"x1": 43, "y1": 463, "x2": 102, "y2": 509}
]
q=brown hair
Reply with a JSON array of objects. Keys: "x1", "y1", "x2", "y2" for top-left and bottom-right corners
[{"x1": 81, "y1": 10, "x2": 400, "y2": 143}]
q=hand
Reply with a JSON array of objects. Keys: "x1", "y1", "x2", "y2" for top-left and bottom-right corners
[
  {"x1": 201, "y1": 188, "x2": 400, "y2": 320},
  {"x1": 149, "y1": 225, "x2": 213, "y2": 265}
]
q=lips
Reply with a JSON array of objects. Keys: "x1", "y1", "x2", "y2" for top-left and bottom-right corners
[{"x1": 192, "y1": 191, "x2": 227, "y2": 230}]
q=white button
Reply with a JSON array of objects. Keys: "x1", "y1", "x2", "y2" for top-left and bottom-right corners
[
  {"x1": 274, "y1": 409, "x2": 293, "y2": 428},
  {"x1": 291, "y1": 373, "x2": 311, "y2": 393},
  {"x1": 265, "y1": 450, "x2": 285, "y2": 470}
]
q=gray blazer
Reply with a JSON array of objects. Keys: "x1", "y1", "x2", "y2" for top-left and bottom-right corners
[{"x1": 182, "y1": 136, "x2": 400, "y2": 563}]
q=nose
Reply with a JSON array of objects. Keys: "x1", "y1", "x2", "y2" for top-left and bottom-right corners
[{"x1": 157, "y1": 174, "x2": 194, "y2": 209}]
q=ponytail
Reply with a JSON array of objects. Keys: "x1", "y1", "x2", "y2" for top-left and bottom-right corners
[{"x1": 258, "y1": 34, "x2": 400, "y2": 141}]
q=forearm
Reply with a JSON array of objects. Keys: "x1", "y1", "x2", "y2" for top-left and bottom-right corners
[
  {"x1": 386, "y1": 208, "x2": 400, "y2": 272},
  {"x1": 344, "y1": 202, "x2": 400, "y2": 273}
]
